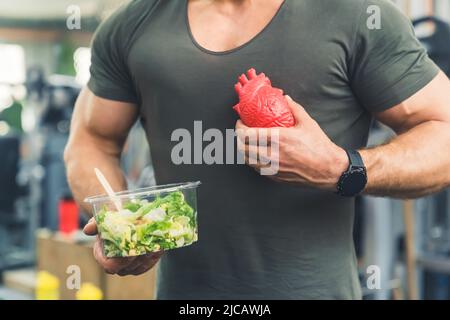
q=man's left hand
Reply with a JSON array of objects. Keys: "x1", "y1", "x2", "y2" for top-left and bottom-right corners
[{"x1": 236, "y1": 96, "x2": 349, "y2": 191}]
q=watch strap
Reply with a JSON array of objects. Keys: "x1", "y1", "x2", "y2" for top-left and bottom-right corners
[
  {"x1": 336, "y1": 149, "x2": 367, "y2": 197},
  {"x1": 346, "y1": 149, "x2": 364, "y2": 169}
]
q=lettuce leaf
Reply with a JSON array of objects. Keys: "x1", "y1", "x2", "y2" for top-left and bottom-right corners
[{"x1": 96, "y1": 191, "x2": 197, "y2": 257}]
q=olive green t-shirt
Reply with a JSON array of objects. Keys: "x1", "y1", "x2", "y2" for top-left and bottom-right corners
[{"x1": 88, "y1": 0, "x2": 439, "y2": 299}]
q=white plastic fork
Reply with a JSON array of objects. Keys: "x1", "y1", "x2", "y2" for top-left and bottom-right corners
[{"x1": 94, "y1": 167, "x2": 123, "y2": 212}]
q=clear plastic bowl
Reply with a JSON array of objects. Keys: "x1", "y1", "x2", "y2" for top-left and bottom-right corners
[{"x1": 84, "y1": 181, "x2": 200, "y2": 258}]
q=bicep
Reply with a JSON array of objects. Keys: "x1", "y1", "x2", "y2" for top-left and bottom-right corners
[
  {"x1": 374, "y1": 71, "x2": 450, "y2": 134},
  {"x1": 69, "y1": 87, "x2": 139, "y2": 155}
]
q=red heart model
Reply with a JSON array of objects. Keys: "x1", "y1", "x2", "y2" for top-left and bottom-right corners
[{"x1": 233, "y1": 68, "x2": 295, "y2": 128}]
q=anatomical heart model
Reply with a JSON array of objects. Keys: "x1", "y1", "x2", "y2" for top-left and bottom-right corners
[{"x1": 233, "y1": 68, "x2": 295, "y2": 128}]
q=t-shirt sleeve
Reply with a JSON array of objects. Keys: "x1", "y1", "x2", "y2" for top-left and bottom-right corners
[
  {"x1": 87, "y1": 5, "x2": 138, "y2": 103},
  {"x1": 349, "y1": 0, "x2": 439, "y2": 113}
]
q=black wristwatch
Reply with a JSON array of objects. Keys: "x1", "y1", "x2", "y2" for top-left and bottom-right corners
[{"x1": 336, "y1": 149, "x2": 367, "y2": 197}]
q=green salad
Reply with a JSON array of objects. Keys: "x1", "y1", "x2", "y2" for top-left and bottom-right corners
[{"x1": 96, "y1": 191, "x2": 198, "y2": 257}]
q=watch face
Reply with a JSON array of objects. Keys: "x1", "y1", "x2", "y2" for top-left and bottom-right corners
[{"x1": 340, "y1": 168, "x2": 367, "y2": 197}]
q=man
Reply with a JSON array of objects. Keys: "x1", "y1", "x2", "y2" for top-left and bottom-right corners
[{"x1": 65, "y1": 0, "x2": 450, "y2": 299}]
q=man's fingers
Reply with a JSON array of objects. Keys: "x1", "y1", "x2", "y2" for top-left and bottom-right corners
[
  {"x1": 118, "y1": 264, "x2": 150, "y2": 277},
  {"x1": 243, "y1": 144, "x2": 260, "y2": 165},
  {"x1": 128, "y1": 263, "x2": 154, "y2": 276},
  {"x1": 146, "y1": 251, "x2": 164, "y2": 265},
  {"x1": 285, "y1": 95, "x2": 309, "y2": 126},
  {"x1": 93, "y1": 236, "x2": 162, "y2": 276},
  {"x1": 237, "y1": 141, "x2": 278, "y2": 166},
  {"x1": 238, "y1": 142, "x2": 262, "y2": 165},
  {"x1": 83, "y1": 218, "x2": 97, "y2": 235},
  {"x1": 116, "y1": 252, "x2": 163, "y2": 276},
  {"x1": 235, "y1": 119, "x2": 247, "y2": 131},
  {"x1": 235, "y1": 121, "x2": 274, "y2": 146},
  {"x1": 236, "y1": 123, "x2": 265, "y2": 146},
  {"x1": 124, "y1": 253, "x2": 162, "y2": 276},
  {"x1": 93, "y1": 237, "x2": 137, "y2": 274},
  {"x1": 128, "y1": 252, "x2": 162, "y2": 271}
]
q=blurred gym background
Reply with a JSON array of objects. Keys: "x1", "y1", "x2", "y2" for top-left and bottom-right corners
[{"x1": 0, "y1": 0, "x2": 449, "y2": 300}]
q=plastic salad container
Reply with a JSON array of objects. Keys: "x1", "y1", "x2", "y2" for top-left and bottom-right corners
[{"x1": 84, "y1": 181, "x2": 200, "y2": 258}]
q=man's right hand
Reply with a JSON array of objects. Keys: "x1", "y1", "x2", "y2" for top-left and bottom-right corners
[
  {"x1": 83, "y1": 218, "x2": 163, "y2": 276},
  {"x1": 65, "y1": 88, "x2": 161, "y2": 276}
]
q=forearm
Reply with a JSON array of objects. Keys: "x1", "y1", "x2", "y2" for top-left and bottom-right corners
[
  {"x1": 360, "y1": 120, "x2": 450, "y2": 198},
  {"x1": 64, "y1": 145, "x2": 127, "y2": 214}
]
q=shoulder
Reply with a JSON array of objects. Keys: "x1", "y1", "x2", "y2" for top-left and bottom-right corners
[
  {"x1": 304, "y1": 0, "x2": 367, "y2": 16},
  {"x1": 316, "y1": 0, "x2": 414, "y2": 45},
  {"x1": 104, "y1": 0, "x2": 160, "y2": 25},
  {"x1": 307, "y1": 0, "x2": 404, "y2": 24},
  {"x1": 321, "y1": 0, "x2": 400, "y2": 13},
  {"x1": 92, "y1": 0, "x2": 161, "y2": 52}
]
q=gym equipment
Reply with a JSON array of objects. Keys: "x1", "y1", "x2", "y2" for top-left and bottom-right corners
[
  {"x1": 413, "y1": 17, "x2": 450, "y2": 76},
  {"x1": 412, "y1": 17, "x2": 450, "y2": 299},
  {"x1": 39, "y1": 75, "x2": 80, "y2": 230},
  {"x1": 58, "y1": 194, "x2": 79, "y2": 236},
  {"x1": 0, "y1": 134, "x2": 31, "y2": 271},
  {"x1": 0, "y1": 135, "x2": 21, "y2": 214}
]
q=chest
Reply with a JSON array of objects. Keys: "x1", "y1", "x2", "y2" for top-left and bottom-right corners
[
  {"x1": 187, "y1": 0, "x2": 285, "y2": 53},
  {"x1": 127, "y1": 3, "x2": 366, "y2": 145}
]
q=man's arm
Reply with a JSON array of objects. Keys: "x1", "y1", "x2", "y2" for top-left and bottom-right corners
[
  {"x1": 236, "y1": 72, "x2": 450, "y2": 199},
  {"x1": 65, "y1": 88, "x2": 162, "y2": 276},
  {"x1": 361, "y1": 71, "x2": 450, "y2": 198},
  {"x1": 64, "y1": 87, "x2": 138, "y2": 213}
]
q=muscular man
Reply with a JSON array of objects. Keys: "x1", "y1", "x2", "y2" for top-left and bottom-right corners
[{"x1": 65, "y1": 0, "x2": 450, "y2": 299}]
